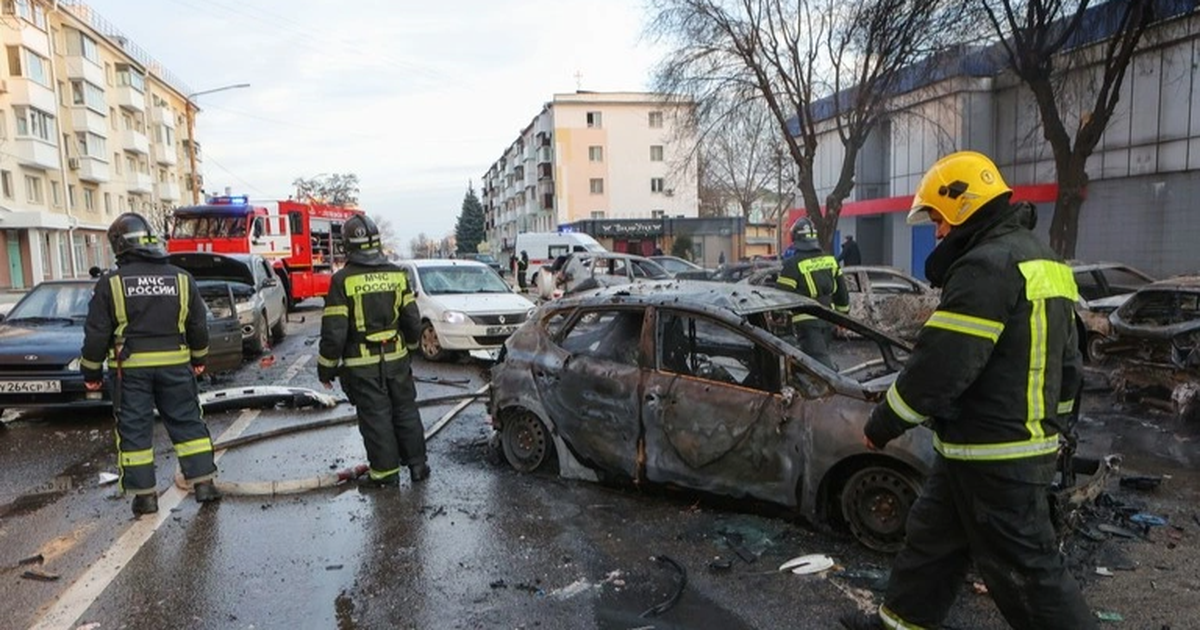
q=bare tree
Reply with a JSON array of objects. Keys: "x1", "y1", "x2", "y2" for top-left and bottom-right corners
[
  {"x1": 293, "y1": 173, "x2": 361, "y2": 207},
  {"x1": 701, "y1": 100, "x2": 793, "y2": 221},
  {"x1": 408, "y1": 233, "x2": 436, "y2": 259},
  {"x1": 372, "y1": 214, "x2": 401, "y2": 257},
  {"x1": 980, "y1": 0, "x2": 1154, "y2": 258},
  {"x1": 648, "y1": 0, "x2": 955, "y2": 250}
]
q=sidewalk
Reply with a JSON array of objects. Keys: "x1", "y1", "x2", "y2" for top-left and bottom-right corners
[{"x1": 0, "y1": 290, "x2": 29, "y2": 315}]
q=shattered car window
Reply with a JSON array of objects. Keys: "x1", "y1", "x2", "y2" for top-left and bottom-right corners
[
  {"x1": 1123, "y1": 290, "x2": 1200, "y2": 325},
  {"x1": 657, "y1": 310, "x2": 777, "y2": 392},
  {"x1": 1074, "y1": 270, "x2": 1104, "y2": 301},
  {"x1": 560, "y1": 309, "x2": 643, "y2": 366}
]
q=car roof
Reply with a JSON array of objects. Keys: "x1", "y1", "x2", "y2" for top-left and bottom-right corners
[
  {"x1": 405, "y1": 258, "x2": 490, "y2": 268},
  {"x1": 552, "y1": 279, "x2": 818, "y2": 315},
  {"x1": 1142, "y1": 275, "x2": 1200, "y2": 290},
  {"x1": 1067, "y1": 260, "x2": 1149, "y2": 274}
]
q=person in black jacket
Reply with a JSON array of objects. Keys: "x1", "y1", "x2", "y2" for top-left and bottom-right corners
[
  {"x1": 81, "y1": 213, "x2": 219, "y2": 515},
  {"x1": 841, "y1": 151, "x2": 1093, "y2": 630},
  {"x1": 775, "y1": 218, "x2": 850, "y2": 369},
  {"x1": 837, "y1": 234, "x2": 862, "y2": 266},
  {"x1": 318, "y1": 215, "x2": 427, "y2": 488}
]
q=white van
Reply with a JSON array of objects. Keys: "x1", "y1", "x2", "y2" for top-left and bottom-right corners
[{"x1": 514, "y1": 232, "x2": 606, "y2": 286}]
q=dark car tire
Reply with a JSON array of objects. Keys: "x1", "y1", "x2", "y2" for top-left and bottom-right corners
[
  {"x1": 246, "y1": 312, "x2": 270, "y2": 356},
  {"x1": 840, "y1": 465, "x2": 921, "y2": 553},
  {"x1": 270, "y1": 313, "x2": 287, "y2": 341},
  {"x1": 501, "y1": 409, "x2": 555, "y2": 473},
  {"x1": 419, "y1": 322, "x2": 448, "y2": 362}
]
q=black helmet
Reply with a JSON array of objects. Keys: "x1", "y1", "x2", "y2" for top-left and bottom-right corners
[
  {"x1": 790, "y1": 217, "x2": 817, "y2": 242},
  {"x1": 342, "y1": 214, "x2": 385, "y2": 265},
  {"x1": 108, "y1": 212, "x2": 165, "y2": 260}
]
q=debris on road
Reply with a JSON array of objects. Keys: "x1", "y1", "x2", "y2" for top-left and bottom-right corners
[
  {"x1": 1095, "y1": 567, "x2": 1115, "y2": 577},
  {"x1": 1129, "y1": 513, "x2": 1168, "y2": 527},
  {"x1": 18, "y1": 553, "x2": 43, "y2": 566},
  {"x1": 198, "y1": 386, "x2": 339, "y2": 413},
  {"x1": 778, "y1": 554, "x2": 835, "y2": 575},
  {"x1": 1119, "y1": 475, "x2": 1163, "y2": 491},
  {"x1": 97, "y1": 472, "x2": 119, "y2": 486},
  {"x1": 21, "y1": 568, "x2": 60, "y2": 581},
  {"x1": 1095, "y1": 611, "x2": 1124, "y2": 623},
  {"x1": 1097, "y1": 523, "x2": 1138, "y2": 539},
  {"x1": 640, "y1": 555, "x2": 686, "y2": 619}
]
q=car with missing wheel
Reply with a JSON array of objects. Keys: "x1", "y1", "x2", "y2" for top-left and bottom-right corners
[
  {"x1": 399, "y1": 259, "x2": 536, "y2": 361},
  {"x1": 0, "y1": 278, "x2": 242, "y2": 416},
  {"x1": 169, "y1": 252, "x2": 288, "y2": 356},
  {"x1": 490, "y1": 280, "x2": 935, "y2": 552}
]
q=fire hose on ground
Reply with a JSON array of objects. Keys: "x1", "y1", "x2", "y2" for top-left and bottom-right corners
[{"x1": 172, "y1": 384, "x2": 490, "y2": 497}]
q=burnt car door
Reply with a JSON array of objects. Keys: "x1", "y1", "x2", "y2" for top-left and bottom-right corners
[
  {"x1": 532, "y1": 307, "x2": 647, "y2": 478},
  {"x1": 641, "y1": 308, "x2": 790, "y2": 500}
]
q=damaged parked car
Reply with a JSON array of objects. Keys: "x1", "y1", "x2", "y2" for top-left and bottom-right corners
[
  {"x1": 542, "y1": 251, "x2": 672, "y2": 300},
  {"x1": 490, "y1": 281, "x2": 935, "y2": 552},
  {"x1": 169, "y1": 252, "x2": 288, "y2": 356},
  {"x1": 1070, "y1": 261, "x2": 1155, "y2": 362}
]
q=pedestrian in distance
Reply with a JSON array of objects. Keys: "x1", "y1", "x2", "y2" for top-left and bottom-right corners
[
  {"x1": 318, "y1": 215, "x2": 429, "y2": 488},
  {"x1": 517, "y1": 250, "x2": 529, "y2": 290},
  {"x1": 80, "y1": 212, "x2": 219, "y2": 516},
  {"x1": 774, "y1": 217, "x2": 850, "y2": 370},
  {"x1": 837, "y1": 234, "x2": 862, "y2": 266},
  {"x1": 718, "y1": 250, "x2": 726, "y2": 265},
  {"x1": 842, "y1": 151, "x2": 1093, "y2": 630}
]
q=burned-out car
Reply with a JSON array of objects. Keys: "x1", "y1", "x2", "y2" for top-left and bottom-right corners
[
  {"x1": 1102, "y1": 276, "x2": 1200, "y2": 421},
  {"x1": 545, "y1": 251, "x2": 672, "y2": 299},
  {"x1": 490, "y1": 280, "x2": 935, "y2": 551},
  {"x1": 1069, "y1": 261, "x2": 1155, "y2": 362}
]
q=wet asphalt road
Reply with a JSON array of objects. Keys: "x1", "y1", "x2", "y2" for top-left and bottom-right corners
[{"x1": 2, "y1": 303, "x2": 1200, "y2": 629}]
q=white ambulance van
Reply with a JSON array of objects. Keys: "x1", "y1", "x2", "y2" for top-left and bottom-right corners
[{"x1": 513, "y1": 232, "x2": 606, "y2": 288}]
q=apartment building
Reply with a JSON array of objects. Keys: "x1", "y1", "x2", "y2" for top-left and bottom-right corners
[
  {"x1": 792, "y1": 0, "x2": 1199, "y2": 280},
  {"x1": 0, "y1": 0, "x2": 200, "y2": 290},
  {"x1": 481, "y1": 92, "x2": 699, "y2": 256}
]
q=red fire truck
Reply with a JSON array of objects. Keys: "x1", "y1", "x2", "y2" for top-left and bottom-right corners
[{"x1": 168, "y1": 195, "x2": 364, "y2": 305}]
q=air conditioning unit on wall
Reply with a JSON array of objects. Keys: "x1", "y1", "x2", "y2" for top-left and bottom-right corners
[{"x1": 68, "y1": 158, "x2": 80, "y2": 170}]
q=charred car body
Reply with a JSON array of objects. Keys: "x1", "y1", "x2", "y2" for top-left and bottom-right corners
[
  {"x1": 1069, "y1": 261, "x2": 1155, "y2": 362},
  {"x1": 490, "y1": 280, "x2": 935, "y2": 551},
  {"x1": 544, "y1": 251, "x2": 672, "y2": 299}
]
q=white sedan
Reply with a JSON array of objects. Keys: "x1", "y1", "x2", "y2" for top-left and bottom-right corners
[{"x1": 400, "y1": 259, "x2": 537, "y2": 361}]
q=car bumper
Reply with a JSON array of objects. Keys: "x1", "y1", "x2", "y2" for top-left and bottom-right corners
[
  {"x1": 0, "y1": 372, "x2": 111, "y2": 409},
  {"x1": 433, "y1": 322, "x2": 521, "y2": 351}
]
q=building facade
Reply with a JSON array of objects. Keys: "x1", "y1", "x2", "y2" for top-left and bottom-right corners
[
  {"x1": 482, "y1": 92, "x2": 699, "y2": 257},
  {"x1": 792, "y1": 2, "x2": 1200, "y2": 280},
  {"x1": 0, "y1": 0, "x2": 200, "y2": 290}
]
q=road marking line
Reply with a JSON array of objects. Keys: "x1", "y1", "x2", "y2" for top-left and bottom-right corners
[{"x1": 29, "y1": 353, "x2": 313, "y2": 630}]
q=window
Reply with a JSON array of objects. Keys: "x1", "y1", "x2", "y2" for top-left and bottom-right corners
[
  {"x1": 648, "y1": 111, "x2": 664, "y2": 128},
  {"x1": 115, "y1": 64, "x2": 146, "y2": 92},
  {"x1": 14, "y1": 106, "x2": 54, "y2": 141},
  {"x1": 50, "y1": 180, "x2": 61, "y2": 207},
  {"x1": 650, "y1": 145, "x2": 664, "y2": 162},
  {"x1": 126, "y1": 155, "x2": 136, "y2": 175},
  {"x1": 70, "y1": 80, "x2": 106, "y2": 111},
  {"x1": 0, "y1": 110, "x2": 6, "y2": 139},
  {"x1": 75, "y1": 132, "x2": 106, "y2": 158},
  {"x1": 1100, "y1": 267, "x2": 1152, "y2": 296},
  {"x1": 5, "y1": 0, "x2": 45, "y2": 29},
  {"x1": 589, "y1": 178, "x2": 604, "y2": 194},
  {"x1": 651, "y1": 209, "x2": 665, "y2": 219},
  {"x1": 67, "y1": 184, "x2": 76, "y2": 209},
  {"x1": 73, "y1": 237, "x2": 86, "y2": 277},
  {"x1": 103, "y1": 192, "x2": 111, "y2": 214},
  {"x1": 104, "y1": 62, "x2": 113, "y2": 86},
  {"x1": 6, "y1": 46, "x2": 49, "y2": 86},
  {"x1": 65, "y1": 29, "x2": 100, "y2": 63},
  {"x1": 586, "y1": 111, "x2": 602, "y2": 128},
  {"x1": 113, "y1": 153, "x2": 122, "y2": 174},
  {"x1": 24, "y1": 174, "x2": 43, "y2": 204},
  {"x1": 590, "y1": 211, "x2": 606, "y2": 219},
  {"x1": 657, "y1": 310, "x2": 775, "y2": 391},
  {"x1": 588, "y1": 146, "x2": 603, "y2": 162},
  {"x1": 83, "y1": 187, "x2": 96, "y2": 211},
  {"x1": 651, "y1": 177, "x2": 665, "y2": 193},
  {"x1": 560, "y1": 309, "x2": 644, "y2": 366},
  {"x1": 118, "y1": 195, "x2": 126, "y2": 211},
  {"x1": 0, "y1": 171, "x2": 12, "y2": 199}
]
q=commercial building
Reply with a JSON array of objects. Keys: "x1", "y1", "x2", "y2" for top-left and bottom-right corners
[
  {"x1": 0, "y1": 0, "x2": 200, "y2": 289},
  {"x1": 791, "y1": 1, "x2": 1200, "y2": 280},
  {"x1": 481, "y1": 92, "x2": 699, "y2": 257}
]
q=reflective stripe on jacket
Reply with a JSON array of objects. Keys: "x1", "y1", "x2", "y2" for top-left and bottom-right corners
[
  {"x1": 775, "y1": 242, "x2": 850, "y2": 313},
  {"x1": 318, "y1": 262, "x2": 422, "y2": 381}
]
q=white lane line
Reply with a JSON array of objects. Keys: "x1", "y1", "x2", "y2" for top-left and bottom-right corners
[{"x1": 29, "y1": 354, "x2": 312, "y2": 630}]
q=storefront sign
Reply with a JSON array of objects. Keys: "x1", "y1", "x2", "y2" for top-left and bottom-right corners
[{"x1": 593, "y1": 220, "x2": 662, "y2": 237}]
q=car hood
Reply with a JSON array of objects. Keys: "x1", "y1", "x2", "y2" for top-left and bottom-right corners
[
  {"x1": 1082, "y1": 293, "x2": 1132, "y2": 310},
  {"x1": 0, "y1": 323, "x2": 83, "y2": 365},
  {"x1": 422, "y1": 292, "x2": 533, "y2": 314},
  {"x1": 169, "y1": 253, "x2": 254, "y2": 287}
]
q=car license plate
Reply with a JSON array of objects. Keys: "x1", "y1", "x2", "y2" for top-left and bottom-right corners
[
  {"x1": 0, "y1": 380, "x2": 61, "y2": 393},
  {"x1": 485, "y1": 325, "x2": 518, "y2": 336}
]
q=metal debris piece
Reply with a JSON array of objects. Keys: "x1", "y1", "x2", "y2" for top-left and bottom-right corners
[
  {"x1": 198, "y1": 386, "x2": 339, "y2": 413},
  {"x1": 21, "y1": 568, "x2": 59, "y2": 582},
  {"x1": 779, "y1": 554, "x2": 835, "y2": 575},
  {"x1": 707, "y1": 558, "x2": 733, "y2": 573},
  {"x1": 1129, "y1": 513, "x2": 1168, "y2": 527},
  {"x1": 1095, "y1": 611, "x2": 1124, "y2": 623},
  {"x1": 640, "y1": 555, "x2": 687, "y2": 619},
  {"x1": 1120, "y1": 475, "x2": 1163, "y2": 491},
  {"x1": 1095, "y1": 567, "x2": 1115, "y2": 577},
  {"x1": 17, "y1": 553, "x2": 43, "y2": 566},
  {"x1": 1098, "y1": 523, "x2": 1138, "y2": 539},
  {"x1": 98, "y1": 472, "x2": 119, "y2": 486}
]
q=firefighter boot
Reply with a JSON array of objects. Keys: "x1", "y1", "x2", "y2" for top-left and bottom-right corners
[
  {"x1": 838, "y1": 612, "x2": 884, "y2": 630},
  {"x1": 410, "y1": 463, "x2": 431, "y2": 483},
  {"x1": 132, "y1": 493, "x2": 158, "y2": 516},
  {"x1": 194, "y1": 481, "x2": 222, "y2": 503}
]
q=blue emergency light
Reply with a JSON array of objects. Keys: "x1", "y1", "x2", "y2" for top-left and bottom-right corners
[{"x1": 208, "y1": 195, "x2": 249, "y2": 205}]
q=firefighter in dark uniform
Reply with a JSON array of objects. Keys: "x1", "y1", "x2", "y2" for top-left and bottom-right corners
[
  {"x1": 80, "y1": 212, "x2": 219, "y2": 516},
  {"x1": 318, "y1": 215, "x2": 428, "y2": 488},
  {"x1": 775, "y1": 217, "x2": 850, "y2": 369},
  {"x1": 841, "y1": 151, "x2": 1094, "y2": 630}
]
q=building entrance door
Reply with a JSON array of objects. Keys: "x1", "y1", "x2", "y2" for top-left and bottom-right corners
[{"x1": 6, "y1": 231, "x2": 24, "y2": 289}]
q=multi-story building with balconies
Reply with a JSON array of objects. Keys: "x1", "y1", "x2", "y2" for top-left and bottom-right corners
[
  {"x1": 481, "y1": 92, "x2": 699, "y2": 257},
  {"x1": 0, "y1": 0, "x2": 201, "y2": 290}
]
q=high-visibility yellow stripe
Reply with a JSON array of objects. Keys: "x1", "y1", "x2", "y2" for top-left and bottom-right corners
[
  {"x1": 402, "y1": 293, "x2": 416, "y2": 307},
  {"x1": 353, "y1": 294, "x2": 366, "y2": 334},
  {"x1": 924, "y1": 310, "x2": 1005, "y2": 343},
  {"x1": 1026, "y1": 298, "x2": 1047, "y2": 435},
  {"x1": 119, "y1": 347, "x2": 191, "y2": 368},
  {"x1": 177, "y1": 273, "x2": 190, "y2": 334},
  {"x1": 365, "y1": 330, "x2": 398, "y2": 342},
  {"x1": 343, "y1": 346, "x2": 408, "y2": 366},
  {"x1": 800, "y1": 270, "x2": 817, "y2": 298},
  {"x1": 1057, "y1": 399, "x2": 1075, "y2": 415},
  {"x1": 80, "y1": 358, "x2": 104, "y2": 370},
  {"x1": 191, "y1": 347, "x2": 208, "y2": 358},
  {"x1": 317, "y1": 355, "x2": 339, "y2": 367},
  {"x1": 791, "y1": 313, "x2": 818, "y2": 322},
  {"x1": 880, "y1": 605, "x2": 929, "y2": 630},
  {"x1": 887, "y1": 383, "x2": 928, "y2": 424},
  {"x1": 776, "y1": 276, "x2": 798, "y2": 289},
  {"x1": 175, "y1": 437, "x2": 213, "y2": 458},
  {"x1": 933, "y1": 434, "x2": 1060, "y2": 461},
  {"x1": 323, "y1": 305, "x2": 348, "y2": 317},
  {"x1": 120, "y1": 448, "x2": 155, "y2": 467},
  {"x1": 369, "y1": 467, "x2": 401, "y2": 480},
  {"x1": 1019, "y1": 260, "x2": 1079, "y2": 301},
  {"x1": 833, "y1": 303, "x2": 850, "y2": 313},
  {"x1": 110, "y1": 275, "x2": 128, "y2": 338}
]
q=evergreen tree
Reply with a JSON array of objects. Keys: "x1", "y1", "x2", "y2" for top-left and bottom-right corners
[{"x1": 455, "y1": 183, "x2": 486, "y2": 254}]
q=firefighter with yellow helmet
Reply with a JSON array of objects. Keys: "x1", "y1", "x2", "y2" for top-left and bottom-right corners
[{"x1": 842, "y1": 151, "x2": 1094, "y2": 629}]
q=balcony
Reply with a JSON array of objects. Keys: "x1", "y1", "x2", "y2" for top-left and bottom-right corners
[
  {"x1": 70, "y1": 107, "x2": 107, "y2": 136},
  {"x1": 121, "y1": 129, "x2": 149, "y2": 154},
  {"x1": 126, "y1": 172, "x2": 153, "y2": 194},
  {"x1": 114, "y1": 85, "x2": 145, "y2": 112},
  {"x1": 12, "y1": 137, "x2": 59, "y2": 170},
  {"x1": 7, "y1": 77, "x2": 57, "y2": 113},
  {"x1": 152, "y1": 143, "x2": 177, "y2": 166},
  {"x1": 155, "y1": 181, "x2": 181, "y2": 202},
  {"x1": 537, "y1": 163, "x2": 553, "y2": 180},
  {"x1": 2, "y1": 21, "x2": 49, "y2": 57},
  {"x1": 536, "y1": 146, "x2": 552, "y2": 164},
  {"x1": 64, "y1": 56, "x2": 105, "y2": 86},
  {"x1": 74, "y1": 156, "x2": 109, "y2": 183},
  {"x1": 150, "y1": 106, "x2": 176, "y2": 129}
]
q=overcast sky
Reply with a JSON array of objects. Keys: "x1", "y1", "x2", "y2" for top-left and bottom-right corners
[{"x1": 85, "y1": 0, "x2": 666, "y2": 242}]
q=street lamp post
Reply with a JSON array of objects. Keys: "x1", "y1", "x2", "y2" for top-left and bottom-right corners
[{"x1": 185, "y1": 83, "x2": 250, "y2": 203}]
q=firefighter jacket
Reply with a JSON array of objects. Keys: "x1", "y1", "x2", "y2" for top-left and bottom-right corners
[
  {"x1": 775, "y1": 240, "x2": 850, "y2": 318},
  {"x1": 80, "y1": 256, "x2": 209, "y2": 382},
  {"x1": 864, "y1": 200, "x2": 1082, "y2": 462},
  {"x1": 318, "y1": 261, "x2": 422, "y2": 382}
]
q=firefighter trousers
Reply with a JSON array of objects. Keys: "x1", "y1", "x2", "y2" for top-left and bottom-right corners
[
  {"x1": 112, "y1": 364, "x2": 216, "y2": 495},
  {"x1": 342, "y1": 356, "x2": 426, "y2": 482},
  {"x1": 881, "y1": 456, "x2": 1095, "y2": 630},
  {"x1": 794, "y1": 320, "x2": 835, "y2": 370}
]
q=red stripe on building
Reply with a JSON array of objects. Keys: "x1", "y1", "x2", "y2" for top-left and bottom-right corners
[{"x1": 786, "y1": 183, "x2": 1062, "y2": 225}]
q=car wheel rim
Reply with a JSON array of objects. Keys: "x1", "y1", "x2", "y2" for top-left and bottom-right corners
[
  {"x1": 503, "y1": 412, "x2": 548, "y2": 472},
  {"x1": 1088, "y1": 335, "x2": 1107, "y2": 362},
  {"x1": 842, "y1": 466, "x2": 919, "y2": 553},
  {"x1": 421, "y1": 326, "x2": 440, "y2": 357}
]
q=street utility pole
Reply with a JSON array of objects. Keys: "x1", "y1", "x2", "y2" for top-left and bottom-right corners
[{"x1": 185, "y1": 83, "x2": 250, "y2": 203}]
